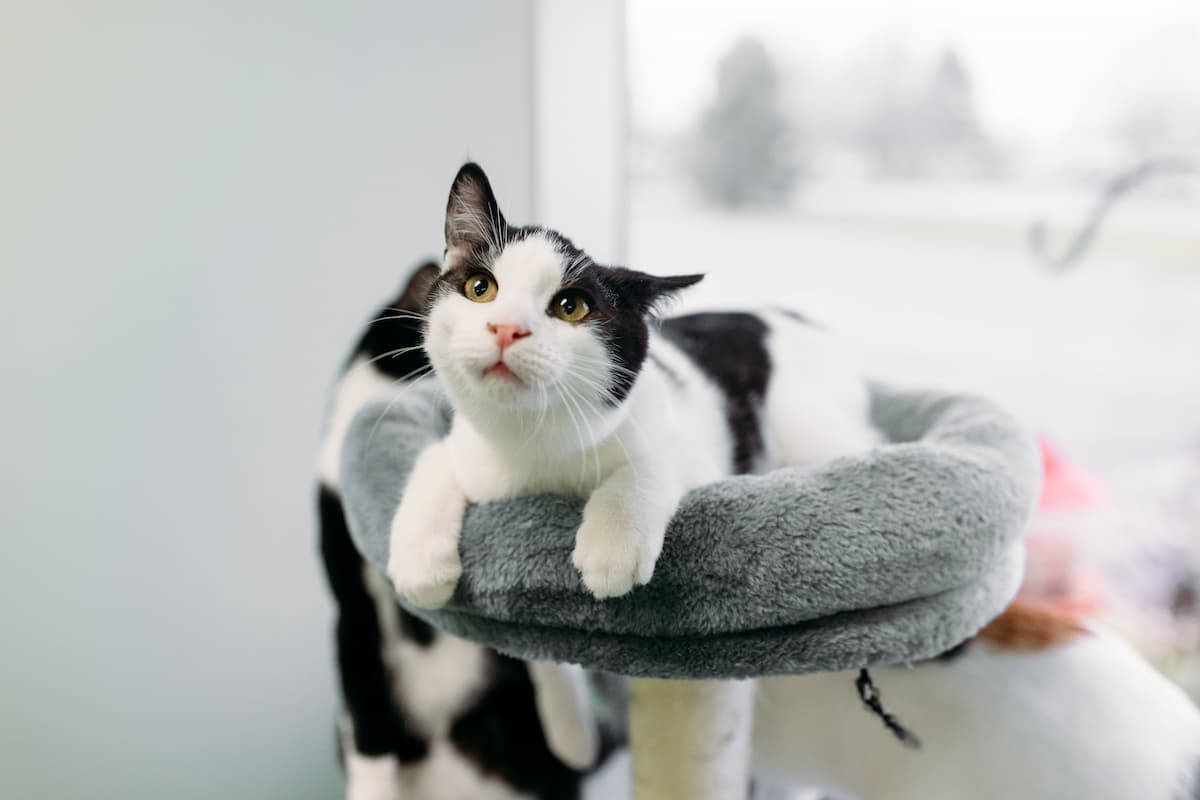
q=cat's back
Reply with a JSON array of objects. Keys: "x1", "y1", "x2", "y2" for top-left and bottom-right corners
[
  {"x1": 658, "y1": 311, "x2": 774, "y2": 404},
  {"x1": 655, "y1": 309, "x2": 876, "y2": 472}
]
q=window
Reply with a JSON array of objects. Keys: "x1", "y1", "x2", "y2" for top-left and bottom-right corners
[{"x1": 629, "y1": 0, "x2": 1200, "y2": 695}]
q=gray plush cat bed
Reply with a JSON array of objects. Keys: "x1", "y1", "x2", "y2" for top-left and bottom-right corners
[{"x1": 340, "y1": 380, "x2": 1040, "y2": 680}]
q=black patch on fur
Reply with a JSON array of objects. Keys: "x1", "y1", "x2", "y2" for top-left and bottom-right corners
[
  {"x1": 396, "y1": 604, "x2": 436, "y2": 647},
  {"x1": 581, "y1": 265, "x2": 703, "y2": 402},
  {"x1": 647, "y1": 352, "x2": 684, "y2": 388},
  {"x1": 352, "y1": 261, "x2": 439, "y2": 380},
  {"x1": 660, "y1": 312, "x2": 772, "y2": 474},
  {"x1": 449, "y1": 652, "x2": 584, "y2": 800},
  {"x1": 319, "y1": 485, "x2": 429, "y2": 764}
]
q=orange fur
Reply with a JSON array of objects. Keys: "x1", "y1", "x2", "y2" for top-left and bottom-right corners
[{"x1": 976, "y1": 600, "x2": 1089, "y2": 651}]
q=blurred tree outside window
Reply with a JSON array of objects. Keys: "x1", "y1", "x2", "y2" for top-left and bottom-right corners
[{"x1": 689, "y1": 36, "x2": 798, "y2": 209}]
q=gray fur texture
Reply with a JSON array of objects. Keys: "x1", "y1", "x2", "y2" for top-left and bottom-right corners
[{"x1": 339, "y1": 380, "x2": 1040, "y2": 679}]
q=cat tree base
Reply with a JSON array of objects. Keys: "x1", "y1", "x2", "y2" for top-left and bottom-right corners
[{"x1": 629, "y1": 677, "x2": 755, "y2": 800}]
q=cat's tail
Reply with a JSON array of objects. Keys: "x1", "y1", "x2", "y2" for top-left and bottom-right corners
[{"x1": 528, "y1": 661, "x2": 600, "y2": 770}]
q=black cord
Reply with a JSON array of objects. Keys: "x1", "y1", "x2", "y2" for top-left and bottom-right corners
[{"x1": 855, "y1": 668, "x2": 922, "y2": 750}]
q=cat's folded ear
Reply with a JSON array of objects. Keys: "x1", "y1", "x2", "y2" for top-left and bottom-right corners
[
  {"x1": 445, "y1": 162, "x2": 507, "y2": 257},
  {"x1": 605, "y1": 268, "x2": 704, "y2": 315}
]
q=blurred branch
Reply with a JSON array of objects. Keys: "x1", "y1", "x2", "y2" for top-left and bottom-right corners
[{"x1": 1028, "y1": 157, "x2": 1197, "y2": 272}]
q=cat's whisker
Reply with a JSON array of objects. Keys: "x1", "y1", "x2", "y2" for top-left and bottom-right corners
[
  {"x1": 361, "y1": 366, "x2": 435, "y2": 454},
  {"x1": 574, "y1": 353, "x2": 640, "y2": 383},
  {"x1": 567, "y1": 362, "x2": 658, "y2": 452},
  {"x1": 368, "y1": 312, "x2": 431, "y2": 325},
  {"x1": 563, "y1": 364, "x2": 625, "y2": 405},
  {"x1": 562, "y1": 389, "x2": 597, "y2": 484},
  {"x1": 365, "y1": 344, "x2": 427, "y2": 366},
  {"x1": 535, "y1": 379, "x2": 549, "y2": 433},
  {"x1": 555, "y1": 385, "x2": 591, "y2": 486},
  {"x1": 517, "y1": 378, "x2": 551, "y2": 448},
  {"x1": 559, "y1": 381, "x2": 604, "y2": 486},
  {"x1": 563, "y1": 383, "x2": 605, "y2": 484},
  {"x1": 557, "y1": 367, "x2": 647, "y2": 486},
  {"x1": 565, "y1": 375, "x2": 645, "y2": 486}
]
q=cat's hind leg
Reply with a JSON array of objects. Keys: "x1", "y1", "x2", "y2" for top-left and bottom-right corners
[{"x1": 320, "y1": 485, "x2": 426, "y2": 799}]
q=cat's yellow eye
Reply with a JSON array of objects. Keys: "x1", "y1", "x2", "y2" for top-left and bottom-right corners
[
  {"x1": 463, "y1": 273, "x2": 497, "y2": 303},
  {"x1": 551, "y1": 290, "x2": 590, "y2": 323}
]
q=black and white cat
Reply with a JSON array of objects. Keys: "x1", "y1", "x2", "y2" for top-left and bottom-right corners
[
  {"x1": 320, "y1": 163, "x2": 1200, "y2": 800},
  {"x1": 386, "y1": 163, "x2": 876, "y2": 608}
]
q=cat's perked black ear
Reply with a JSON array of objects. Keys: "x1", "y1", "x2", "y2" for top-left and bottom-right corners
[
  {"x1": 445, "y1": 162, "x2": 507, "y2": 252},
  {"x1": 604, "y1": 268, "x2": 704, "y2": 315}
]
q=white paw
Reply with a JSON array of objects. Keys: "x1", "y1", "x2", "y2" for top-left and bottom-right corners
[
  {"x1": 571, "y1": 514, "x2": 658, "y2": 599},
  {"x1": 386, "y1": 500, "x2": 463, "y2": 609},
  {"x1": 344, "y1": 753, "x2": 400, "y2": 800},
  {"x1": 388, "y1": 549, "x2": 460, "y2": 608}
]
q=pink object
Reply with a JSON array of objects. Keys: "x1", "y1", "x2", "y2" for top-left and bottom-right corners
[
  {"x1": 1017, "y1": 437, "x2": 1109, "y2": 617},
  {"x1": 1037, "y1": 437, "x2": 1107, "y2": 511}
]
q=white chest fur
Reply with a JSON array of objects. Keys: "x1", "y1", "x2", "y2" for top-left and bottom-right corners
[{"x1": 446, "y1": 339, "x2": 731, "y2": 504}]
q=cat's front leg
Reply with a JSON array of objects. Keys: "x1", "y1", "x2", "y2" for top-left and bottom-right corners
[
  {"x1": 386, "y1": 440, "x2": 466, "y2": 609},
  {"x1": 572, "y1": 464, "x2": 681, "y2": 599}
]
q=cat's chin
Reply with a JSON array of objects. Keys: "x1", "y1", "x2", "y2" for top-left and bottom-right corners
[
  {"x1": 462, "y1": 367, "x2": 543, "y2": 406},
  {"x1": 482, "y1": 362, "x2": 522, "y2": 383}
]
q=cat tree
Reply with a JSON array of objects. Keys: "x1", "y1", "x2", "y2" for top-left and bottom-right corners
[{"x1": 339, "y1": 379, "x2": 1040, "y2": 799}]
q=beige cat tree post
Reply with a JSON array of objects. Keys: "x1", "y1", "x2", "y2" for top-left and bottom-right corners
[
  {"x1": 534, "y1": 663, "x2": 754, "y2": 799},
  {"x1": 629, "y1": 678, "x2": 755, "y2": 799}
]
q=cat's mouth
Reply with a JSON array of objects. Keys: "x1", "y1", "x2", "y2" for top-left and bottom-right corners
[{"x1": 483, "y1": 361, "x2": 523, "y2": 383}]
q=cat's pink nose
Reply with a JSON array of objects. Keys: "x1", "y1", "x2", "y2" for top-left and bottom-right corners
[{"x1": 487, "y1": 322, "x2": 531, "y2": 351}]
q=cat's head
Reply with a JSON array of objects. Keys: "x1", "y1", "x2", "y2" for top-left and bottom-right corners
[{"x1": 423, "y1": 163, "x2": 702, "y2": 437}]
